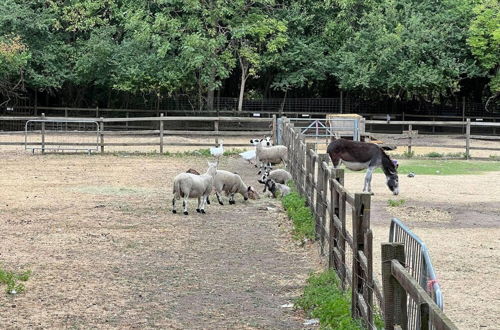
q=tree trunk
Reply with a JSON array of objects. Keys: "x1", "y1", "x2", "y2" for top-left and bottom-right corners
[{"x1": 238, "y1": 61, "x2": 248, "y2": 112}]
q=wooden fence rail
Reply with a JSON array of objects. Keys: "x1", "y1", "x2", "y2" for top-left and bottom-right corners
[
  {"x1": 281, "y1": 118, "x2": 458, "y2": 329},
  {"x1": 382, "y1": 243, "x2": 457, "y2": 330},
  {"x1": 282, "y1": 118, "x2": 380, "y2": 329},
  {"x1": 0, "y1": 115, "x2": 276, "y2": 153}
]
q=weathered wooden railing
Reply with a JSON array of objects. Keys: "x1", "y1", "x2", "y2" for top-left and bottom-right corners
[
  {"x1": 282, "y1": 118, "x2": 381, "y2": 328},
  {"x1": 382, "y1": 243, "x2": 457, "y2": 330},
  {"x1": 281, "y1": 118, "x2": 457, "y2": 329}
]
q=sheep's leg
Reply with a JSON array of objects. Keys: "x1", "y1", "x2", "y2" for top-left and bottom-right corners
[
  {"x1": 200, "y1": 195, "x2": 206, "y2": 214},
  {"x1": 215, "y1": 191, "x2": 224, "y2": 205},
  {"x1": 182, "y1": 198, "x2": 188, "y2": 215},
  {"x1": 206, "y1": 195, "x2": 210, "y2": 205},
  {"x1": 196, "y1": 197, "x2": 201, "y2": 213},
  {"x1": 172, "y1": 197, "x2": 177, "y2": 214}
]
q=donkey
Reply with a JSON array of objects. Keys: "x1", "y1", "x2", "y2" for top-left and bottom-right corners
[{"x1": 327, "y1": 138, "x2": 399, "y2": 195}]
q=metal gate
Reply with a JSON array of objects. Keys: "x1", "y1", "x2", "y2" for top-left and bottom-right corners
[
  {"x1": 389, "y1": 218, "x2": 443, "y2": 329},
  {"x1": 25, "y1": 119, "x2": 100, "y2": 153}
]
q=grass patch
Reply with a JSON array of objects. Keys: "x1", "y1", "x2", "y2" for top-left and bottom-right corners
[
  {"x1": 356, "y1": 159, "x2": 500, "y2": 176},
  {"x1": 281, "y1": 183, "x2": 315, "y2": 241},
  {"x1": 296, "y1": 270, "x2": 362, "y2": 329},
  {"x1": 396, "y1": 160, "x2": 500, "y2": 175},
  {"x1": 387, "y1": 199, "x2": 406, "y2": 207},
  {"x1": 110, "y1": 148, "x2": 247, "y2": 158},
  {"x1": 0, "y1": 266, "x2": 31, "y2": 294}
]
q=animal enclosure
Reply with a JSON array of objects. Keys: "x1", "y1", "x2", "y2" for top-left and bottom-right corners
[{"x1": 281, "y1": 118, "x2": 461, "y2": 329}]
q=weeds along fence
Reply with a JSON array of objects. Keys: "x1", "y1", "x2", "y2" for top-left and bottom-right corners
[
  {"x1": 282, "y1": 118, "x2": 382, "y2": 329},
  {"x1": 0, "y1": 114, "x2": 276, "y2": 153},
  {"x1": 281, "y1": 118, "x2": 457, "y2": 329}
]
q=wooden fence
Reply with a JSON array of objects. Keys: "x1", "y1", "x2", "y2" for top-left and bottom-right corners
[
  {"x1": 281, "y1": 118, "x2": 457, "y2": 329},
  {"x1": 0, "y1": 115, "x2": 276, "y2": 153}
]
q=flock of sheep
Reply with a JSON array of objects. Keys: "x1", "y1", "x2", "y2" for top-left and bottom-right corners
[{"x1": 171, "y1": 137, "x2": 291, "y2": 215}]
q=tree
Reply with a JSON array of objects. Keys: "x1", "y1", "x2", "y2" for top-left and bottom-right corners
[
  {"x1": 468, "y1": 0, "x2": 500, "y2": 108},
  {"x1": 230, "y1": 4, "x2": 287, "y2": 111},
  {"x1": 334, "y1": 0, "x2": 481, "y2": 101}
]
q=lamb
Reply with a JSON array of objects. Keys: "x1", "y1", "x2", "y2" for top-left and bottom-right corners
[
  {"x1": 258, "y1": 169, "x2": 292, "y2": 188},
  {"x1": 255, "y1": 141, "x2": 288, "y2": 174},
  {"x1": 172, "y1": 162, "x2": 217, "y2": 215},
  {"x1": 263, "y1": 178, "x2": 291, "y2": 198},
  {"x1": 212, "y1": 170, "x2": 259, "y2": 205}
]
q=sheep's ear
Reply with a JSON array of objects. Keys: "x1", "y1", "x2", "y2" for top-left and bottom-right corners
[{"x1": 247, "y1": 186, "x2": 252, "y2": 192}]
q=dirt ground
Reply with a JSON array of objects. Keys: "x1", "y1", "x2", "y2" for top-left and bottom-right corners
[
  {"x1": 342, "y1": 169, "x2": 500, "y2": 330},
  {"x1": 0, "y1": 141, "x2": 499, "y2": 329},
  {"x1": 0, "y1": 152, "x2": 320, "y2": 329}
]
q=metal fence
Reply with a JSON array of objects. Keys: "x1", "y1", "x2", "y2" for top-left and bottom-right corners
[
  {"x1": 389, "y1": 218, "x2": 443, "y2": 329},
  {"x1": 25, "y1": 119, "x2": 100, "y2": 153}
]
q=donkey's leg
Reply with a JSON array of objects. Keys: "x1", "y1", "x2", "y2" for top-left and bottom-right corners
[{"x1": 363, "y1": 167, "x2": 375, "y2": 194}]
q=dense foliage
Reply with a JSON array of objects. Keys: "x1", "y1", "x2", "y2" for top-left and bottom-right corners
[{"x1": 0, "y1": 0, "x2": 497, "y2": 108}]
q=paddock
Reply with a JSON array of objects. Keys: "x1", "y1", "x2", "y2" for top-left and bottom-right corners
[{"x1": 0, "y1": 146, "x2": 498, "y2": 328}]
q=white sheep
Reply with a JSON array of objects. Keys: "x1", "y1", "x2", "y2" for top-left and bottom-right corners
[
  {"x1": 211, "y1": 170, "x2": 259, "y2": 205},
  {"x1": 255, "y1": 142, "x2": 288, "y2": 174},
  {"x1": 258, "y1": 169, "x2": 292, "y2": 188},
  {"x1": 172, "y1": 162, "x2": 217, "y2": 215},
  {"x1": 263, "y1": 178, "x2": 291, "y2": 198}
]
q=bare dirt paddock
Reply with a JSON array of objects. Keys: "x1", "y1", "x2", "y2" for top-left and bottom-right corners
[
  {"x1": 0, "y1": 147, "x2": 499, "y2": 329},
  {"x1": 0, "y1": 151, "x2": 319, "y2": 329},
  {"x1": 342, "y1": 170, "x2": 500, "y2": 330}
]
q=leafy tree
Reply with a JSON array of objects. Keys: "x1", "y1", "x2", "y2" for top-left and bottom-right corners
[
  {"x1": 468, "y1": 0, "x2": 499, "y2": 108},
  {"x1": 335, "y1": 0, "x2": 481, "y2": 100}
]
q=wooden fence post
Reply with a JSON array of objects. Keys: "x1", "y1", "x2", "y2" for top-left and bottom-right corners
[
  {"x1": 272, "y1": 114, "x2": 277, "y2": 145},
  {"x1": 99, "y1": 117, "x2": 104, "y2": 154},
  {"x1": 317, "y1": 154, "x2": 329, "y2": 255},
  {"x1": 352, "y1": 192, "x2": 372, "y2": 326},
  {"x1": 41, "y1": 113, "x2": 46, "y2": 154},
  {"x1": 214, "y1": 119, "x2": 219, "y2": 145},
  {"x1": 465, "y1": 118, "x2": 471, "y2": 159},
  {"x1": 329, "y1": 168, "x2": 346, "y2": 283},
  {"x1": 382, "y1": 243, "x2": 407, "y2": 330},
  {"x1": 159, "y1": 113, "x2": 164, "y2": 154},
  {"x1": 407, "y1": 124, "x2": 412, "y2": 155}
]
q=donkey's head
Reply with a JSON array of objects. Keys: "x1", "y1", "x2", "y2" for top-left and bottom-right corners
[{"x1": 380, "y1": 152, "x2": 399, "y2": 195}]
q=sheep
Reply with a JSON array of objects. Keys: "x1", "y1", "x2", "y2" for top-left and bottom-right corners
[
  {"x1": 258, "y1": 169, "x2": 292, "y2": 188},
  {"x1": 263, "y1": 178, "x2": 291, "y2": 198},
  {"x1": 172, "y1": 162, "x2": 217, "y2": 215},
  {"x1": 212, "y1": 170, "x2": 259, "y2": 205},
  {"x1": 255, "y1": 141, "x2": 288, "y2": 174}
]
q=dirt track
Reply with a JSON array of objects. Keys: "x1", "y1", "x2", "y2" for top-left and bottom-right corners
[{"x1": 0, "y1": 153, "x2": 319, "y2": 329}]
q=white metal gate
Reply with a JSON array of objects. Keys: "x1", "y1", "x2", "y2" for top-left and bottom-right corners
[{"x1": 25, "y1": 119, "x2": 100, "y2": 153}]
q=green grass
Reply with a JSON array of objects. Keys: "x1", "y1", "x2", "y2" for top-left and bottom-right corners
[
  {"x1": 355, "y1": 159, "x2": 500, "y2": 176},
  {"x1": 392, "y1": 151, "x2": 466, "y2": 159},
  {"x1": 396, "y1": 159, "x2": 500, "y2": 175},
  {"x1": 295, "y1": 270, "x2": 362, "y2": 330},
  {"x1": 281, "y1": 183, "x2": 315, "y2": 241},
  {"x1": 387, "y1": 199, "x2": 406, "y2": 207},
  {"x1": 0, "y1": 266, "x2": 31, "y2": 294}
]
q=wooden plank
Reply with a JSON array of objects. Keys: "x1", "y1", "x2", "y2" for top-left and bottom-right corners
[
  {"x1": 382, "y1": 243, "x2": 407, "y2": 330},
  {"x1": 391, "y1": 261, "x2": 458, "y2": 330},
  {"x1": 357, "y1": 294, "x2": 371, "y2": 328},
  {"x1": 358, "y1": 250, "x2": 368, "y2": 272}
]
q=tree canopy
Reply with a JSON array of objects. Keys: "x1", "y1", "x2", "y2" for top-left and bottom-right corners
[{"x1": 0, "y1": 0, "x2": 497, "y2": 108}]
